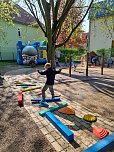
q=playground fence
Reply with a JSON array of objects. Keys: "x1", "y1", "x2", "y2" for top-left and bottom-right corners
[{"x1": 0, "y1": 46, "x2": 16, "y2": 61}]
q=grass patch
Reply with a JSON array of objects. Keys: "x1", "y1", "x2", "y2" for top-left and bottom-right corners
[
  {"x1": 0, "y1": 61, "x2": 44, "y2": 69},
  {"x1": 0, "y1": 61, "x2": 17, "y2": 66}
]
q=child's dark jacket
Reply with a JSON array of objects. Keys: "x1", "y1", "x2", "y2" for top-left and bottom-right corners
[{"x1": 38, "y1": 68, "x2": 61, "y2": 85}]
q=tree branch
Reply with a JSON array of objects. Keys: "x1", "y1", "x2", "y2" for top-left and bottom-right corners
[
  {"x1": 52, "y1": 0, "x2": 61, "y2": 35},
  {"x1": 50, "y1": 0, "x2": 54, "y2": 22},
  {"x1": 41, "y1": 0, "x2": 51, "y2": 34},
  {"x1": 25, "y1": 0, "x2": 46, "y2": 35},
  {"x1": 37, "y1": 0, "x2": 46, "y2": 24},
  {"x1": 52, "y1": 0, "x2": 75, "y2": 40},
  {"x1": 54, "y1": 0, "x2": 61, "y2": 20},
  {"x1": 56, "y1": 0, "x2": 94, "y2": 48}
]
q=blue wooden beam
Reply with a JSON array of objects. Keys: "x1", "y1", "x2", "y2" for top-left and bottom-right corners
[
  {"x1": 31, "y1": 97, "x2": 61, "y2": 104},
  {"x1": 45, "y1": 112, "x2": 74, "y2": 142},
  {"x1": 83, "y1": 132, "x2": 114, "y2": 152}
]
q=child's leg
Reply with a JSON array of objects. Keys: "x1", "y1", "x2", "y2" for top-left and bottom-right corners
[
  {"x1": 42, "y1": 84, "x2": 48, "y2": 101},
  {"x1": 74, "y1": 64, "x2": 76, "y2": 71},
  {"x1": 49, "y1": 85, "x2": 54, "y2": 99}
]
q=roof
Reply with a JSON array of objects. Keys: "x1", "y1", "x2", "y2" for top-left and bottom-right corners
[
  {"x1": 88, "y1": 0, "x2": 114, "y2": 19},
  {"x1": 12, "y1": 4, "x2": 36, "y2": 25}
]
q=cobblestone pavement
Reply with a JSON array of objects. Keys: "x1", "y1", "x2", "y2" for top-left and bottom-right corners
[{"x1": 4, "y1": 69, "x2": 114, "y2": 152}]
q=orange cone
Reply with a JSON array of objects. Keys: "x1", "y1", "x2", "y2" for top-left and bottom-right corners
[
  {"x1": 93, "y1": 127, "x2": 109, "y2": 139},
  {"x1": 58, "y1": 105, "x2": 75, "y2": 115}
]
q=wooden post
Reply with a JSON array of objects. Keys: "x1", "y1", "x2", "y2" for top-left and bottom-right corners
[
  {"x1": 86, "y1": 52, "x2": 89, "y2": 76},
  {"x1": 101, "y1": 52, "x2": 104, "y2": 75},
  {"x1": 69, "y1": 56, "x2": 72, "y2": 77}
]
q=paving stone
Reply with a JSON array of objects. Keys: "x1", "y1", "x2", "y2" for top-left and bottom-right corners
[
  {"x1": 74, "y1": 147, "x2": 83, "y2": 152},
  {"x1": 41, "y1": 127, "x2": 49, "y2": 135},
  {"x1": 74, "y1": 117, "x2": 82, "y2": 123},
  {"x1": 82, "y1": 138, "x2": 91, "y2": 146},
  {"x1": 30, "y1": 113, "x2": 37, "y2": 118},
  {"x1": 36, "y1": 121, "x2": 44, "y2": 129},
  {"x1": 57, "y1": 138, "x2": 69, "y2": 149},
  {"x1": 38, "y1": 116, "x2": 44, "y2": 121},
  {"x1": 46, "y1": 125, "x2": 55, "y2": 132},
  {"x1": 72, "y1": 125, "x2": 79, "y2": 131},
  {"x1": 41, "y1": 120, "x2": 49, "y2": 126},
  {"x1": 46, "y1": 133, "x2": 55, "y2": 143},
  {"x1": 32, "y1": 117, "x2": 39, "y2": 122},
  {"x1": 63, "y1": 119, "x2": 72, "y2": 125},
  {"x1": 61, "y1": 119, "x2": 67, "y2": 124},
  {"x1": 64, "y1": 146, "x2": 75, "y2": 152},
  {"x1": 73, "y1": 131, "x2": 80, "y2": 137},
  {"x1": 51, "y1": 131, "x2": 61, "y2": 140},
  {"x1": 51, "y1": 141, "x2": 63, "y2": 152},
  {"x1": 80, "y1": 143, "x2": 88, "y2": 149},
  {"x1": 75, "y1": 139, "x2": 82, "y2": 145},
  {"x1": 75, "y1": 122, "x2": 81, "y2": 127}
]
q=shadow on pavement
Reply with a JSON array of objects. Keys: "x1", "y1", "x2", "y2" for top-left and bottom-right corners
[
  {"x1": 0, "y1": 75, "x2": 4, "y2": 86},
  {"x1": 61, "y1": 72, "x2": 114, "y2": 99}
]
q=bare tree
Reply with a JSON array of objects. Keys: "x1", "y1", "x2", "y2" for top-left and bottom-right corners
[{"x1": 24, "y1": 0, "x2": 94, "y2": 67}]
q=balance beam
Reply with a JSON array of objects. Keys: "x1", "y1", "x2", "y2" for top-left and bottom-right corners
[
  {"x1": 16, "y1": 84, "x2": 36, "y2": 86},
  {"x1": 45, "y1": 112, "x2": 74, "y2": 142},
  {"x1": 31, "y1": 97, "x2": 61, "y2": 104},
  {"x1": 21, "y1": 86, "x2": 28, "y2": 89},
  {"x1": 22, "y1": 86, "x2": 41, "y2": 92},
  {"x1": 18, "y1": 90, "x2": 23, "y2": 107},
  {"x1": 39, "y1": 102, "x2": 68, "y2": 116},
  {"x1": 83, "y1": 132, "x2": 114, "y2": 152}
]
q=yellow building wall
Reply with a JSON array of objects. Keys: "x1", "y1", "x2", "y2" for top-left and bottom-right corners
[
  {"x1": 89, "y1": 15, "x2": 114, "y2": 51},
  {"x1": 0, "y1": 21, "x2": 45, "y2": 60}
]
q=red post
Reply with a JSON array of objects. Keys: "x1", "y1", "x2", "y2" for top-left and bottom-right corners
[{"x1": 18, "y1": 90, "x2": 23, "y2": 107}]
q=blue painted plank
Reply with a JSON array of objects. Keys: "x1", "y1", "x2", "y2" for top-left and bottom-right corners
[
  {"x1": 83, "y1": 132, "x2": 114, "y2": 152},
  {"x1": 31, "y1": 97, "x2": 61, "y2": 104},
  {"x1": 45, "y1": 112, "x2": 74, "y2": 142}
]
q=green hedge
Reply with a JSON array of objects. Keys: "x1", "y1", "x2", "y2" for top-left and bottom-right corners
[
  {"x1": 59, "y1": 48, "x2": 86, "y2": 62},
  {"x1": 58, "y1": 48, "x2": 114, "y2": 62},
  {"x1": 96, "y1": 48, "x2": 114, "y2": 61}
]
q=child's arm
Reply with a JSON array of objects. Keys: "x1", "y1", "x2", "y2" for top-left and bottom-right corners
[
  {"x1": 54, "y1": 68, "x2": 62, "y2": 74},
  {"x1": 37, "y1": 70, "x2": 47, "y2": 75}
]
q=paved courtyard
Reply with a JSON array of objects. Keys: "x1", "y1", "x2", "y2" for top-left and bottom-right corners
[{"x1": 3, "y1": 67, "x2": 114, "y2": 152}]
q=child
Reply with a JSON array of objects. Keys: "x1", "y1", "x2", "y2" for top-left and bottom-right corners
[
  {"x1": 37, "y1": 63, "x2": 62, "y2": 107},
  {"x1": 72, "y1": 60, "x2": 77, "y2": 71},
  {"x1": 65, "y1": 57, "x2": 68, "y2": 66}
]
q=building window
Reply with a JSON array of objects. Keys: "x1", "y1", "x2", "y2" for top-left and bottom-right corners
[{"x1": 18, "y1": 28, "x2": 21, "y2": 37}]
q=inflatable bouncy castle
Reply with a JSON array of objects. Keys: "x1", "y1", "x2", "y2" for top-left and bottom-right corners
[{"x1": 16, "y1": 40, "x2": 47, "y2": 66}]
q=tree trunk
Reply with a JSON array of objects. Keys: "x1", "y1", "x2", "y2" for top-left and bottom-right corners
[
  {"x1": 47, "y1": 42, "x2": 56, "y2": 68},
  {"x1": 69, "y1": 56, "x2": 72, "y2": 77},
  {"x1": 86, "y1": 52, "x2": 89, "y2": 76},
  {"x1": 101, "y1": 52, "x2": 104, "y2": 75}
]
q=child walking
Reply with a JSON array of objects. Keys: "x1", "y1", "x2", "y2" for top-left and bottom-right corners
[{"x1": 37, "y1": 63, "x2": 62, "y2": 107}]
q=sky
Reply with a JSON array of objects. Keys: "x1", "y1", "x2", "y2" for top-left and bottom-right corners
[
  {"x1": 82, "y1": 16, "x2": 89, "y2": 32},
  {"x1": 17, "y1": 0, "x2": 90, "y2": 32}
]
